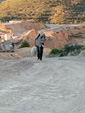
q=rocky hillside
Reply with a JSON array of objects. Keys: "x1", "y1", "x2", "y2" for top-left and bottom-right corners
[
  {"x1": 0, "y1": 0, "x2": 85, "y2": 24},
  {"x1": 0, "y1": 20, "x2": 45, "y2": 36},
  {"x1": 0, "y1": 20, "x2": 85, "y2": 50}
]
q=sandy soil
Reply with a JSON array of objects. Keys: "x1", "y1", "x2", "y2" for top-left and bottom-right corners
[
  {"x1": 0, "y1": 47, "x2": 51, "y2": 59},
  {"x1": 0, "y1": 55, "x2": 85, "y2": 113}
]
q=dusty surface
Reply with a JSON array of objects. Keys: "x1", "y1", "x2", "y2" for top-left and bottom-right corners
[
  {"x1": 0, "y1": 55, "x2": 85, "y2": 113},
  {"x1": 0, "y1": 47, "x2": 51, "y2": 59}
]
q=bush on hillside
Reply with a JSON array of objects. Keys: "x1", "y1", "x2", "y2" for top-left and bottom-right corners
[
  {"x1": 0, "y1": 0, "x2": 85, "y2": 24},
  {"x1": 49, "y1": 48, "x2": 59, "y2": 55},
  {"x1": 47, "y1": 44, "x2": 84, "y2": 57},
  {"x1": 20, "y1": 40, "x2": 30, "y2": 48},
  {"x1": 59, "y1": 44, "x2": 84, "y2": 57}
]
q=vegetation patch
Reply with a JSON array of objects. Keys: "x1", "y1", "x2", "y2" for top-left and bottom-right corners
[
  {"x1": 47, "y1": 44, "x2": 85, "y2": 57},
  {"x1": 0, "y1": 0, "x2": 85, "y2": 24},
  {"x1": 49, "y1": 48, "x2": 59, "y2": 55},
  {"x1": 20, "y1": 40, "x2": 30, "y2": 48}
]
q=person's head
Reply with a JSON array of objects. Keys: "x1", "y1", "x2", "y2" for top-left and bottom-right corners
[{"x1": 40, "y1": 30, "x2": 44, "y2": 36}]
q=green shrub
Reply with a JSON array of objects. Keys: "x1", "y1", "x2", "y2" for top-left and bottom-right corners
[
  {"x1": 20, "y1": 40, "x2": 30, "y2": 48},
  {"x1": 59, "y1": 44, "x2": 84, "y2": 56},
  {"x1": 48, "y1": 44, "x2": 84, "y2": 57},
  {"x1": 59, "y1": 50, "x2": 68, "y2": 57},
  {"x1": 50, "y1": 48, "x2": 59, "y2": 55}
]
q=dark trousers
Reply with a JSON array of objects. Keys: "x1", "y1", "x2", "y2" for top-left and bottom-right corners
[{"x1": 36, "y1": 46, "x2": 43, "y2": 60}]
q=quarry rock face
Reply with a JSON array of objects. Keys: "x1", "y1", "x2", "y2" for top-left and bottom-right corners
[
  {"x1": 43, "y1": 24, "x2": 85, "y2": 49},
  {"x1": 44, "y1": 31, "x2": 69, "y2": 49},
  {"x1": 0, "y1": 20, "x2": 85, "y2": 50},
  {"x1": 61, "y1": 25, "x2": 85, "y2": 35},
  {"x1": 0, "y1": 20, "x2": 45, "y2": 36},
  {"x1": 18, "y1": 29, "x2": 69, "y2": 49},
  {"x1": 19, "y1": 24, "x2": 85, "y2": 50}
]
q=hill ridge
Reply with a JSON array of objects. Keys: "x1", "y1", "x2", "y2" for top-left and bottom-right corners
[{"x1": 0, "y1": 0, "x2": 85, "y2": 24}]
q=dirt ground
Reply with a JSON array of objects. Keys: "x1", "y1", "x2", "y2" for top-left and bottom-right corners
[
  {"x1": 0, "y1": 47, "x2": 51, "y2": 59},
  {"x1": 0, "y1": 55, "x2": 85, "y2": 113}
]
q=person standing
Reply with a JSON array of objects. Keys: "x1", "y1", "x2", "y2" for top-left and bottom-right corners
[{"x1": 35, "y1": 30, "x2": 46, "y2": 60}]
